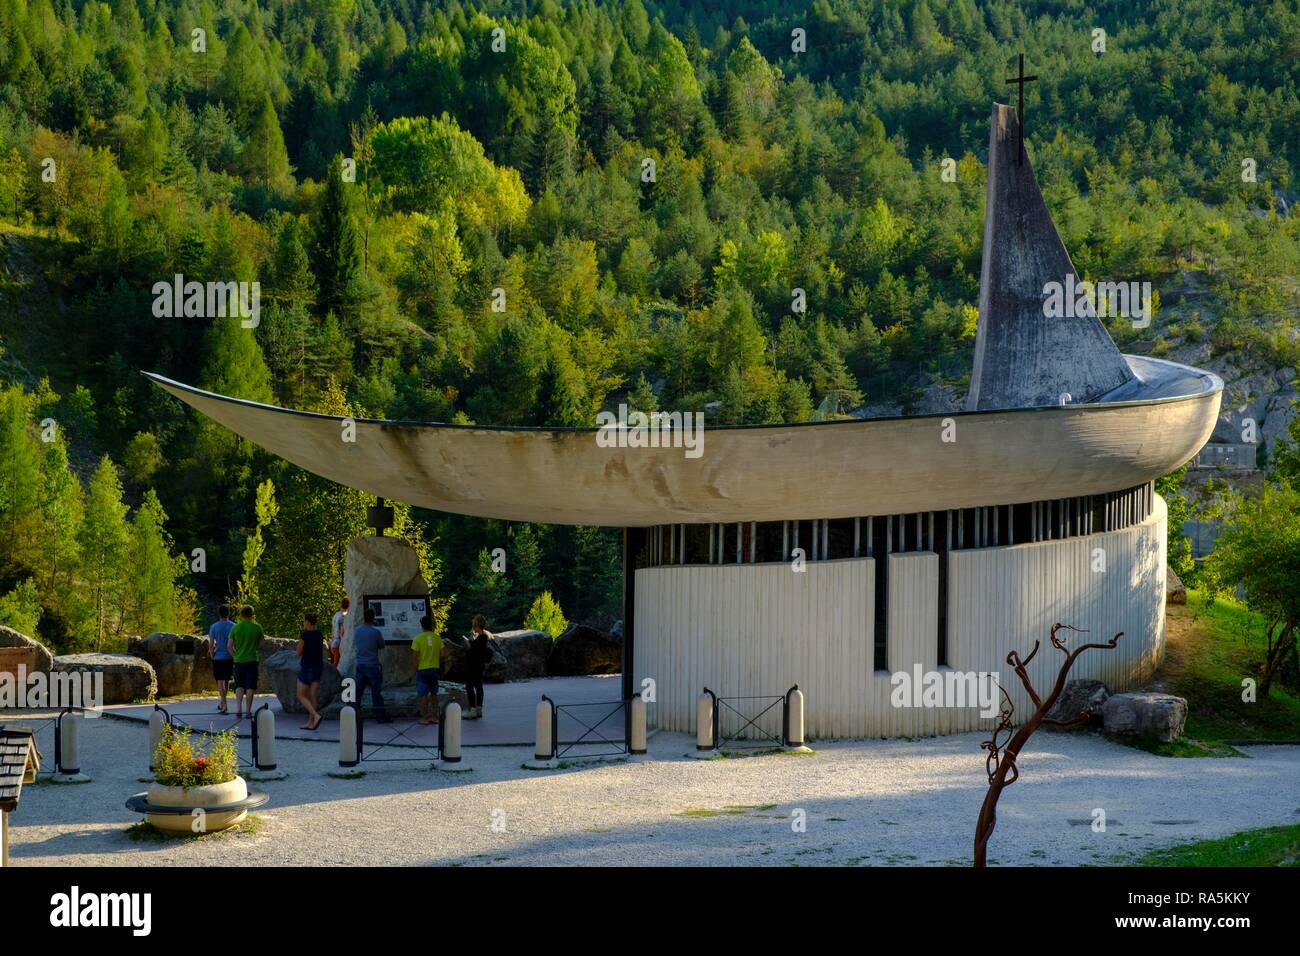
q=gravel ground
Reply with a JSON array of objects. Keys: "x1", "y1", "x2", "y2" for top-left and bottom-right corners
[{"x1": 8, "y1": 714, "x2": 1300, "y2": 867}]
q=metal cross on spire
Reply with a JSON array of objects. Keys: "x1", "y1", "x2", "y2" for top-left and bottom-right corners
[{"x1": 1005, "y1": 53, "x2": 1038, "y2": 166}]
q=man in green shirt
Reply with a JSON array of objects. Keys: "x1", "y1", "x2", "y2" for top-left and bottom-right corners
[
  {"x1": 228, "y1": 604, "x2": 265, "y2": 719},
  {"x1": 410, "y1": 615, "x2": 444, "y2": 726}
]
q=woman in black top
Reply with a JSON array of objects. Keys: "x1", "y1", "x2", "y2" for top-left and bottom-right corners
[
  {"x1": 296, "y1": 611, "x2": 326, "y2": 730},
  {"x1": 465, "y1": 614, "x2": 491, "y2": 719}
]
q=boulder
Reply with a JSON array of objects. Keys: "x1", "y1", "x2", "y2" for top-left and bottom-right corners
[
  {"x1": 378, "y1": 643, "x2": 418, "y2": 688},
  {"x1": 257, "y1": 637, "x2": 296, "y2": 693},
  {"x1": 1102, "y1": 692, "x2": 1188, "y2": 743},
  {"x1": 53, "y1": 653, "x2": 157, "y2": 704},
  {"x1": 130, "y1": 632, "x2": 217, "y2": 697},
  {"x1": 1166, "y1": 567, "x2": 1187, "y2": 605},
  {"x1": 263, "y1": 648, "x2": 344, "y2": 714},
  {"x1": 339, "y1": 535, "x2": 427, "y2": 676},
  {"x1": 320, "y1": 681, "x2": 468, "y2": 720},
  {"x1": 547, "y1": 623, "x2": 622, "y2": 676},
  {"x1": 441, "y1": 635, "x2": 509, "y2": 684},
  {"x1": 494, "y1": 629, "x2": 553, "y2": 681},
  {"x1": 0, "y1": 625, "x2": 53, "y2": 674},
  {"x1": 1044, "y1": 678, "x2": 1111, "y2": 730}
]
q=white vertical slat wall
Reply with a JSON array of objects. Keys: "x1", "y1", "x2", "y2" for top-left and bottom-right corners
[{"x1": 634, "y1": 496, "x2": 1167, "y2": 739}]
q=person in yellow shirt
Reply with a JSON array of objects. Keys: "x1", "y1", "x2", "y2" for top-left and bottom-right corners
[{"x1": 410, "y1": 615, "x2": 445, "y2": 726}]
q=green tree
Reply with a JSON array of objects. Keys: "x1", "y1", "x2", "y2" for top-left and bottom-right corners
[
  {"x1": 244, "y1": 94, "x2": 293, "y2": 193},
  {"x1": 507, "y1": 523, "x2": 545, "y2": 622},
  {"x1": 313, "y1": 154, "x2": 362, "y2": 317},
  {"x1": 457, "y1": 547, "x2": 511, "y2": 629},
  {"x1": 0, "y1": 387, "x2": 41, "y2": 572},
  {"x1": 0, "y1": 578, "x2": 41, "y2": 635},
  {"x1": 121, "y1": 491, "x2": 184, "y2": 637},
  {"x1": 78, "y1": 457, "x2": 130, "y2": 651},
  {"x1": 523, "y1": 590, "x2": 566, "y2": 637},
  {"x1": 1156, "y1": 466, "x2": 1196, "y2": 583},
  {"x1": 1205, "y1": 481, "x2": 1300, "y2": 695}
]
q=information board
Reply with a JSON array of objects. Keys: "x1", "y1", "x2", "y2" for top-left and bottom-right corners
[{"x1": 361, "y1": 594, "x2": 430, "y2": 645}]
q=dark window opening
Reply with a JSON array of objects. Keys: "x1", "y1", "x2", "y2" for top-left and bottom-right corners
[{"x1": 827, "y1": 518, "x2": 855, "y2": 559}]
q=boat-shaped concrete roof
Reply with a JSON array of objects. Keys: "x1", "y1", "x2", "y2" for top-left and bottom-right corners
[
  {"x1": 146, "y1": 356, "x2": 1219, "y2": 526},
  {"x1": 148, "y1": 103, "x2": 1221, "y2": 526}
]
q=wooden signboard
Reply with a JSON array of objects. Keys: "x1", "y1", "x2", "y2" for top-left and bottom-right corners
[{"x1": 0, "y1": 647, "x2": 37, "y2": 680}]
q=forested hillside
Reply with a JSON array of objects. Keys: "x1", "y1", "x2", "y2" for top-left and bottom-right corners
[{"x1": 0, "y1": 0, "x2": 1295, "y2": 648}]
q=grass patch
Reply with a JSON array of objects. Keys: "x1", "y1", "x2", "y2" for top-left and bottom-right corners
[
  {"x1": 126, "y1": 814, "x2": 265, "y2": 843},
  {"x1": 675, "y1": 803, "x2": 778, "y2": 818},
  {"x1": 1132, "y1": 824, "x2": 1300, "y2": 867},
  {"x1": 1157, "y1": 591, "x2": 1300, "y2": 743},
  {"x1": 1108, "y1": 733, "x2": 1243, "y2": 758}
]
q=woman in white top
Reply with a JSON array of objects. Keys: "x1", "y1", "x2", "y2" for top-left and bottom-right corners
[{"x1": 330, "y1": 597, "x2": 348, "y2": 667}]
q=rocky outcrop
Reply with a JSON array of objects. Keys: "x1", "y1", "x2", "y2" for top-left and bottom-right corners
[
  {"x1": 339, "y1": 536, "x2": 428, "y2": 677},
  {"x1": 263, "y1": 648, "x2": 344, "y2": 714},
  {"x1": 1044, "y1": 678, "x2": 1111, "y2": 730},
  {"x1": 547, "y1": 624, "x2": 622, "y2": 676},
  {"x1": 1166, "y1": 568, "x2": 1187, "y2": 605},
  {"x1": 129, "y1": 632, "x2": 218, "y2": 697},
  {"x1": 494, "y1": 630, "x2": 552, "y2": 681},
  {"x1": 53, "y1": 653, "x2": 157, "y2": 704},
  {"x1": 1102, "y1": 692, "x2": 1188, "y2": 743},
  {"x1": 0, "y1": 625, "x2": 53, "y2": 674}
]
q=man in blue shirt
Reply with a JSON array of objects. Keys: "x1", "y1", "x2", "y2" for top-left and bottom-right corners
[
  {"x1": 353, "y1": 607, "x2": 390, "y2": 723},
  {"x1": 209, "y1": 605, "x2": 235, "y2": 715}
]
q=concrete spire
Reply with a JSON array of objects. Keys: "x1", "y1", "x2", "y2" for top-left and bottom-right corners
[{"x1": 966, "y1": 103, "x2": 1135, "y2": 411}]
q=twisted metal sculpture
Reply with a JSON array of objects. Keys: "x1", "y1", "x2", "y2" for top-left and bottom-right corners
[{"x1": 973, "y1": 623, "x2": 1121, "y2": 867}]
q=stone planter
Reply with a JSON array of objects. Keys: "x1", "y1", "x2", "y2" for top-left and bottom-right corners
[{"x1": 145, "y1": 776, "x2": 250, "y2": 834}]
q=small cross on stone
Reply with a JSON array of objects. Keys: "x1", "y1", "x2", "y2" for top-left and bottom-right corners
[{"x1": 367, "y1": 496, "x2": 394, "y2": 536}]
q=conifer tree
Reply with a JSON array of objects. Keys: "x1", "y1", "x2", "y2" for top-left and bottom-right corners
[
  {"x1": 78, "y1": 457, "x2": 130, "y2": 651},
  {"x1": 313, "y1": 153, "x2": 361, "y2": 318},
  {"x1": 244, "y1": 94, "x2": 293, "y2": 193}
]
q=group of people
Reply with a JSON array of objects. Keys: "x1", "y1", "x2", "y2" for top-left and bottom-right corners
[{"x1": 207, "y1": 599, "x2": 495, "y2": 730}]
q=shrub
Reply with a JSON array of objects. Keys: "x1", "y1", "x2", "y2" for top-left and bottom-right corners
[
  {"x1": 153, "y1": 725, "x2": 239, "y2": 788},
  {"x1": 523, "y1": 590, "x2": 567, "y2": 637}
]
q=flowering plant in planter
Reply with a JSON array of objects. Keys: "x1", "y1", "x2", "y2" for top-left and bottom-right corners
[{"x1": 152, "y1": 726, "x2": 238, "y2": 789}]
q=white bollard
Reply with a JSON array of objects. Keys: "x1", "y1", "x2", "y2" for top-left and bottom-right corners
[
  {"x1": 148, "y1": 709, "x2": 167, "y2": 772},
  {"x1": 246, "y1": 706, "x2": 286, "y2": 779},
  {"x1": 784, "y1": 687, "x2": 813, "y2": 753},
  {"x1": 535, "y1": 698, "x2": 554, "y2": 760},
  {"x1": 523, "y1": 698, "x2": 557, "y2": 769},
  {"x1": 338, "y1": 705, "x2": 359, "y2": 768},
  {"x1": 52, "y1": 713, "x2": 90, "y2": 783},
  {"x1": 440, "y1": 702, "x2": 462, "y2": 765},
  {"x1": 629, "y1": 696, "x2": 647, "y2": 756},
  {"x1": 692, "y1": 692, "x2": 718, "y2": 758}
]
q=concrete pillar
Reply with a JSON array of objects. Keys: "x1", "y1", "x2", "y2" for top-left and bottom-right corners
[
  {"x1": 255, "y1": 707, "x2": 275, "y2": 769},
  {"x1": 338, "y1": 705, "x2": 359, "y2": 767},
  {"x1": 629, "y1": 696, "x2": 647, "y2": 756},
  {"x1": 247, "y1": 706, "x2": 286, "y2": 780},
  {"x1": 784, "y1": 688, "x2": 813, "y2": 753},
  {"x1": 522, "y1": 698, "x2": 557, "y2": 769},
  {"x1": 534, "y1": 698, "x2": 554, "y2": 761},
  {"x1": 51, "y1": 713, "x2": 90, "y2": 783},
  {"x1": 441, "y1": 703, "x2": 462, "y2": 763},
  {"x1": 148, "y1": 709, "x2": 166, "y2": 772},
  {"x1": 692, "y1": 692, "x2": 718, "y2": 757}
]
